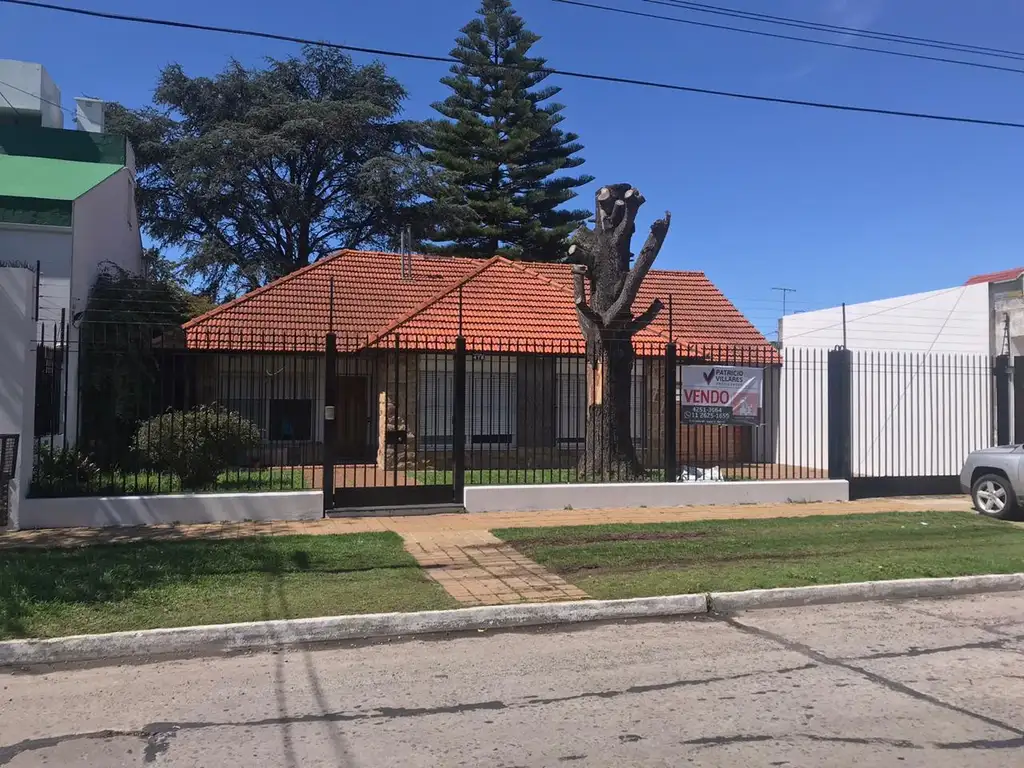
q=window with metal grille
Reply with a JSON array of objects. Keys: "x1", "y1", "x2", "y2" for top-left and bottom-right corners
[
  {"x1": 556, "y1": 358, "x2": 646, "y2": 445},
  {"x1": 268, "y1": 399, "x2": 313, "y2": 441},
  {"x1": 418, "y1": 357, "x2": 517, "y2": 446}
]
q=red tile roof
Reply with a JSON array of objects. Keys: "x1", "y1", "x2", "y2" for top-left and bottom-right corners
[
  {"x1": 184, "y1": 249, "x2": 777, "y2": 360},
  {"x1": 965, "y1": 267, "x2": 1024, "y2": 286}
]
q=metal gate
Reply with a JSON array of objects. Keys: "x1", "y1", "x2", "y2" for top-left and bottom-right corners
[
  {"x1": 322, "y1": 334, "x2": 464, "y2": 512},
  {"x1": 828, "y1": 348, "x2": 997, "y2": 499}
]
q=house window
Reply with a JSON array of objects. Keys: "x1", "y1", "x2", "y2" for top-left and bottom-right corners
[
  {"x1": 632, "y1": 360, "x2": 648, "y2": 444},
  {"x1": 467, "y1": 369, "x2": 516, "y2": 444},
  {"x1": 268, "y1": 399, "x2": 312, "y2": 441},
  {"x1": 556, "y1": 358, "x2": 585, "y2": 446},
  {"x1": 419, "y1": 369, "x2": 454, "y2": 447},
  {"x1": 556, "y1": 358, "x2": 646, "y2": 445},
  {"x1": 418, "y1": 356, "x2": 517, "y2": 446}
]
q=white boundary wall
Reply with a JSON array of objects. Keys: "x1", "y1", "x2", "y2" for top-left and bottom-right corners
[
  {"x1": 17, "y1": 491, "x2": 322, "y2": 529},
  {"x1": 464, "y1": 480, "x2": 848, "y2": 513}
]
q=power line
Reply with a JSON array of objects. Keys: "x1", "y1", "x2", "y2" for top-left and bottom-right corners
[
  {"x1": 649, "y1": 0, "x2": 1024, "y2": 62},
  {"x1": 4, "y1": 0, "x2": 1024, "y2": 130},
  {"x1": 554, "y1": 0, "x2": 1024, "y2": 77},
  {"x1": 0, "y1": 83, "x2": 21, "y2": 114}
]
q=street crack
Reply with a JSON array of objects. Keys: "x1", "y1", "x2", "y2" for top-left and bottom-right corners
[
  {"x1": 724, "y1": 617, "x2": 1024, "y2": 741},
  {"x1": 0, "y1": 662, "x2": 817, "y2": 764}
]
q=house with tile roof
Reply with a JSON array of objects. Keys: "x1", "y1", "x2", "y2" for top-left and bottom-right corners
[{"x1": 183, "y1": 249, "x2": 777, "y2": 474}]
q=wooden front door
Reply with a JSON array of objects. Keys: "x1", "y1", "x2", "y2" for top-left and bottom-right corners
[{"x1": 337, "y1": 376, "x2": 369, "y2": 459}]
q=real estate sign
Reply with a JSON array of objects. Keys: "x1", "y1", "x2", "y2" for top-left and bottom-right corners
[{"x1": 680, "y1": 366, "x2": 763, "y2": 426}]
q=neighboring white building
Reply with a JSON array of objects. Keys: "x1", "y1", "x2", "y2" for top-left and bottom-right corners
[
  {"x1": 0, "y1": 61, "x2": 143, "y2": 525},
  {"x1": 778, "y1": 283, "x2": 991, "y2": 354},
  {"x1": 1, "y1": 60, "x2": 142, "y2": 328},
  {"x1": 773, "y1": 273, "x2": 1013, "y2": 482}
]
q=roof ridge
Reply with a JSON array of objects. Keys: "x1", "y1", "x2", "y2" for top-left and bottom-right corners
[
  {"x1": 182, "y1": 249, "x2": 351, "y2": 330},
  {"x1": 361, "y1": 256, "x2": 503, "y2": 347},
  {"x1": 502, "y1": 258, "x2": 578, "y2": 297}
]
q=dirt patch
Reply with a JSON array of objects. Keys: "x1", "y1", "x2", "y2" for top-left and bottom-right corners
[{"x1": 501, "y1": 531, "x2": 709, "y2": 548}]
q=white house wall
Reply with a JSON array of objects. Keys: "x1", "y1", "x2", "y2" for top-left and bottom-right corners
[
  {"x1": 70, "y1": 169, "x2": 143, "y2": 308},
  {"x1": 0, "y1": 223, "x2": 72, "y2": 325},
  {"x1": 779, "y1": 284, "x2": 990, "y2": 354},
  {"x1": 0, "y1": 267, "x2": 38, "y2": 528},
  {"x1": 64, "y1": 170, "x2": 144, "y2": 443}
]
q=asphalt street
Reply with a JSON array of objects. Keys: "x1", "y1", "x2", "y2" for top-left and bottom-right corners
[{"x1": 2, "y1": 593, "x2": 1023, "y2": 767}]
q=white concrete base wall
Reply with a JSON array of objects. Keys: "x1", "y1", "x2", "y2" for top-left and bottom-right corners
[
  {"x1": 463, "y1": 480, "x2": 849, "y2": 513},
  {"x1": 18, "y1": 491, "x2": 323, "y2": 529}
]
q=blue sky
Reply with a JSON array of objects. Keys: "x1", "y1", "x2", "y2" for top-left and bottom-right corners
[{"x1": 3, "y1": 0, "x2": 1023, "y2": 335}]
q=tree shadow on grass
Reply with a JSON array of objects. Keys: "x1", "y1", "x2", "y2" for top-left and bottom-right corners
[{"x1": 0, "y1": 533, "x2": 408, "y2": 638}]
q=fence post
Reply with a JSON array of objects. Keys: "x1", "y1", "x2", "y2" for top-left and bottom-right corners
[
  {"x1": 452, "y1": 336, "x2": 467, "y2": 505},
  {"x1": 995, "y1": 355, "x2": 1011, "y2": 446},
  {"x1": 827, "y1": 347, "x2": 852, "y2": 480},
  {"x1": 322, "y1": 332, "x2": 337, "y2": 515},
  {"x1": 664, "y1": 343, "x2": 677, "y2": 481},
  {"x1": 1014, "y1": 357, "x2": 1024, "y2": 444}
]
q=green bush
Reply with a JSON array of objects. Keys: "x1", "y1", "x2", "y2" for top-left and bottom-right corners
[
  {"x1": 133, "y1": 406, "x2": 261, "y2": 490},
  {"x1": 32, "y1": 445, "x2": 100, "y2": 496}
]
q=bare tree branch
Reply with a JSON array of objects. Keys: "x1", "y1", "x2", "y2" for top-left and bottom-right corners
[
  {"x1": 627, "y1": 299, "x2": 664, "y2": 334},
  {"x1": 564, "y1": 235, "x2": 593, "y2": 267},
  {"x1": 572, "y1": 264, "x2": 603, "y2": 329},
  {"x1": 602, "y1": 212, "x2": 671, "y2": 324}
]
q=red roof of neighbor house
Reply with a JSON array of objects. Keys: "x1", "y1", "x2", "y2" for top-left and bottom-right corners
[
  {"x1": 965, "y1": 267, "x2": 1024, "y2": 286},
  {"x1": 183, "y1": 249, "x2": 778, "y2": 360}
]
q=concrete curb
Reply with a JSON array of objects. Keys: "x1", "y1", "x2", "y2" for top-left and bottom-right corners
[
  {"x1": 709, "y1": 573, "x2": 1024, "y2": 613},
  {"x1": 2, "y1": 574, "x2": 1021, "y2": 667},
  {"x1": 0, "y1": 593, "x2": 708, "y2": 667}
]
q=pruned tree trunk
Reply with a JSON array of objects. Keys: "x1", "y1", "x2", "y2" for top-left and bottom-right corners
[{"x1": 568, "y1": 184, "x2": 671, "y2": 480}]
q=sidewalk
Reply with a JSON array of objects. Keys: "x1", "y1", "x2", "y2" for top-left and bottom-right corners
[
  {"x1": 1, "y1": 496, "x2": 974, "y2": 607},
  {"x1": 0, "y1": 496, "x2": 970, "y2": 550}
]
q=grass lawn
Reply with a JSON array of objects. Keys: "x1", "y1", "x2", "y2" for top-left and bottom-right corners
[
  {"x1": 493, "y1": 512, "x2": 1024, "y2": 599},
  {"x1": 0, "y1": 532, "x2": 455, "y2": 640},
  {"x1": 32, "y1": 467, "x2": 309, "y2": 497}
]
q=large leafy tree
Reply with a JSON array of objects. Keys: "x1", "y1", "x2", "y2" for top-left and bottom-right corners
[
  {"x1": 423, "y1": 0, "x2": 593, "y2": 261},
  {"x1": 107, "y1": 46, "x2": 443, "y2": 297}
]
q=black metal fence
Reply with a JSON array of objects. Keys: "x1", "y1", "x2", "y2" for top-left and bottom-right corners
[
  {"x1": 31, "y1": 319, "x2": 1005, "y2": 506},
  {"x1": 31, "y1": 322, "x2": 324, "y2": 497},
  {"x1": 323, "y1": 333, "x2": 829, "y2": 508}
]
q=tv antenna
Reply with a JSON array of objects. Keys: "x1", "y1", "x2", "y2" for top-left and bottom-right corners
[{"x1": 772, "y1": 287, "x2": 796, "y2": 316}]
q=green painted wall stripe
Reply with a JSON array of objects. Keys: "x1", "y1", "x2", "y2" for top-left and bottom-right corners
[
  {"x1": 0, "y1": 196, "x2": 72, "y2": 227},
  {"x1": 0, "y1": 125, "x2": 127, "y2": 165}
]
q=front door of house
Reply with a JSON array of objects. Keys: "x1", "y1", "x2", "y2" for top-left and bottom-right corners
[{"x1": 337, "y1": 376, "x2": 369, "y2": 460}]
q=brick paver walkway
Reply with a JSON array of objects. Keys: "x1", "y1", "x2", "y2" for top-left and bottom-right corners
[
  {"x1": 0, "y1": 496, "x2": 974, "y2": 606},
  {"x1": 404, "y1": 530, "x2": 589, "y2": 606}
]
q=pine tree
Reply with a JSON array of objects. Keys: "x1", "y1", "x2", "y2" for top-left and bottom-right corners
[{"x1": 423, "y1": 0, "x2": 593, "y2": 261}]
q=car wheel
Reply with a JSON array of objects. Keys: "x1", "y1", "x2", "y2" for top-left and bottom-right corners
[{"x1": 971, "y1": 474, "x2": 1018, "y2": 520}]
